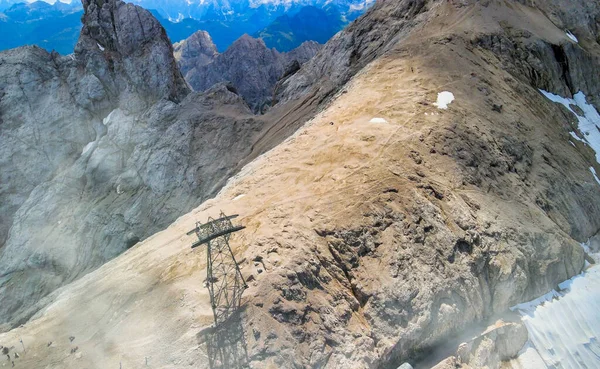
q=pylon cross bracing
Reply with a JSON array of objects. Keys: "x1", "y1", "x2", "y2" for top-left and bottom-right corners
[{"x1": 188, "y1": 212, "x2": 248, "y2": 326}]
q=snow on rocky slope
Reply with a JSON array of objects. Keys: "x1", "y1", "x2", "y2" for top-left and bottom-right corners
[{"x1": 508, "y1": 240, "x2": 600, "y2": 369}]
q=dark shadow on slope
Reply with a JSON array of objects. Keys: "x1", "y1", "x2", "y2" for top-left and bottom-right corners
[{"x1": 198, "y1": 308, "x2": 250, "y2": 369}]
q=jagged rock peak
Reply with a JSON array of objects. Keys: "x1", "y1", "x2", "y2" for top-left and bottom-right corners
[
  {"x1": 231, "y1": 34, "x2": 272, "y2": 51},
  {"x1": 286, "y1": 40, "x2": 322, "y2": 64},
  {"x1": 174, "y1": 30, "x2": 218, "y2": 75},
  {"x1": 178, "y1": 32, "x2": 322, "y2": 113},
  {"x1": 75, "y1": 0, "x2": 189, "y2": 106}
]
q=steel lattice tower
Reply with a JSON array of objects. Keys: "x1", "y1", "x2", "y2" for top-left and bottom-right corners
[{"x1": 188, "y1": 212, "x2": 248, "y2": 326}]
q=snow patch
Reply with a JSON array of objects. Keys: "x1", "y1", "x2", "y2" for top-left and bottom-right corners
[
  {"x1": 433, "y1": 91, "x2": 455, "y2": 109},
  {"x1": 369, "y1": 117, "x2": 388, "y2": 124},
  {"x1": 509, "y1": 241, "x2": 600, "y2": 369},
  {"x1": 81, "y1": 141, "x2": 95, "y2": 156},
  {"x1": 169, "y1": 12, "x2": 185, "y2": 22},
  {"x1": 566, "y1": 30, "x2": 579, "y2": 43},
  {"x1": 509, "y1": 341, "x2": 548, "y2": 369},
  {"x1": 103, "y1": 109, "x2": 117, "y2": 126},
  {"x1": 510, "y1": 289, "x2": 560, "y2": 314},
  {"x1": 97, "y1": 43, "x2": 105, "y2": 51},
  {"x1": 590, "y1": 167, "x2": 600, "y2": 186},
  {"x1": 540, "y1": 90, "x2": 600, "y2": 164}
]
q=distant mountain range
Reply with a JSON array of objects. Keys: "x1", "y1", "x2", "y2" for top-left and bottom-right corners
[
  {"x1": 0, "y1": 0, "x2": 374, "y2": 54},
  {"x1": 255, "y1": 5, "x2": 346, "y2": 51},
  {"x1": 149, "y1": 10, "x2": 258, "y2": 52},
  {"x1": 0, "y1": 1, "x2": 82, "y2": 54},
  {"x1": 128, "y1": 0, "x2": 373, "y2": 24}
]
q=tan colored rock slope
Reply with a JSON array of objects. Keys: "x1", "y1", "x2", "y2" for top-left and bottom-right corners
[{"x1": 1, "y1": 1, "x2": 600, "y2": 368}]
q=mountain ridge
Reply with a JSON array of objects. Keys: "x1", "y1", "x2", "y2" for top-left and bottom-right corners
[
  {"x1": 0, "y1": 0, "x2": 600, "y2": 368},
  {"x1": 176, "y1": 30, "x2": 321, "y2": 112}
]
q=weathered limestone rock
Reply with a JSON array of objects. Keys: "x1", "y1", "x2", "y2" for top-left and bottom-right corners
[
  {"x1": 432, "y1": 357, "x2": 460, "y2": 369},
  {"x1": 456, "y1": 321, "x2": 528, "y2": 368},
  {"x1": 173, "y1": 30, "x2": 219, "y2": 76},
  {"x1": 75, "y1": 0, "x2": 189, "y2": 109}
]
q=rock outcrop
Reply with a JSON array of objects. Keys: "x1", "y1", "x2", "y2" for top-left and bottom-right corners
[
  {"x1": 177, "y1": 33, "x2": 321, "y2": 112},
  {"x1": 75, "y1": 0, "x2": 189, "y2": 109},
  {"x1": 0, "y1": 0, "x2": 266, "y2": 330},
  {"x1": 173, "y1": 30, "x2": 219, "y2": 76}
]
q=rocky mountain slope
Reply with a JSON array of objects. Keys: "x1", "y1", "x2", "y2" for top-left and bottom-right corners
[
  {"x1": 176, "y1": 31, "x2": 321, "y2": 112},
  {"x1": 0, "y1": 0, "x2": 309, "y2": 332},
  {"x1": 173, "y1": 30, "x2": 219, "y2": 74},
  {"x1": 1, "y1": 0, "x2": 600, "y2": 368}
]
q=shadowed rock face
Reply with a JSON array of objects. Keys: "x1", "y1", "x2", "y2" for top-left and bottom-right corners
[
  {"x1": 178, "y1": 32, "x2": 321, "y2": 113},
  {"x1": 75, "y1": 0, "x2": 189, "y2": 109}
]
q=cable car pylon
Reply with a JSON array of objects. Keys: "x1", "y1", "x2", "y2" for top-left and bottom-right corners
[{"x1": 187, "y1": 212, "x2": 248, "y2": 326}]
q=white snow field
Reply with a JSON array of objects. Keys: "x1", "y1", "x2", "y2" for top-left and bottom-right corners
[
  {"x1": 508, "y1": 245, "x2": 600, "y2": 369},
  {"x1": 514, "y1": 90, "x2": 600, "y2": 369}
]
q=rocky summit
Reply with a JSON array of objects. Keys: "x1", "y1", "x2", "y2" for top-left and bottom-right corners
[
  {"x1": 1, "y1": 0, "x2": 600, "y2": 368},
  {"x1": 177, "y1": 31, "x2": 322, "y2": 113}
]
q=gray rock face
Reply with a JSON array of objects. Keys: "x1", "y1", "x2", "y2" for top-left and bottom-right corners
[
  {"x1": 471, "y1": 21, "x2": 600, "y2": 113},
  {"x1": 456, "y1": 321, "x2": 529, "y2": 368},
  {"x1": 173, "y1": 30, "x2": 219, "y2": 76},
  {"x1": 285, "y1": 40, "x2": 322, "y2": 65},
  {"x1": 274, "y1": 0, "x2": 429, "y2": 106},
  {"x1": 75, "y1": 0, "x2": 189, "y2": 109},
  {"x1": 0, "y1": 46, "x2": 97, "y2": 256},
  {"x1": 178, "y1": 34, "x2": 321, "y2": 112},
  {"x1": 0, "y1": 0, "x2": 265, "y2": 330}
]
